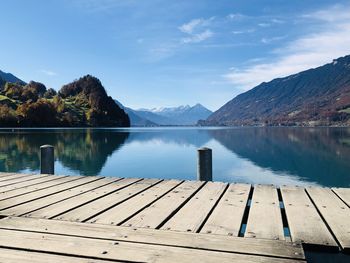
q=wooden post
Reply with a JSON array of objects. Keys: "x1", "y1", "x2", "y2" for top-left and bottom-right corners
[
  {"x1": 197, "y1": 147, "x2": 212, "y2": 181},
  {"x1": 40, "y1": 145, "x2": 54, "y2": 174}
]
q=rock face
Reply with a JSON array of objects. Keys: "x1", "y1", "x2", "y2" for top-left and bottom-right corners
[{"x1": 205, "y1": 55, "x2": 350, "y2": 126}]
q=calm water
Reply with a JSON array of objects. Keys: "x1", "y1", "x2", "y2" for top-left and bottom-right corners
[{"x1": 0, "y1": 127, "x2": 349, "y2": 187}]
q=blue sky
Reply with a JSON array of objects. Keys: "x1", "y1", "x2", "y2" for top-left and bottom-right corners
[{"x1": 1, "y1": 0, "x2": 350, "y2": 111}]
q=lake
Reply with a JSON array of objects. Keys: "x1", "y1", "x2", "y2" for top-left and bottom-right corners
[{"x1": 0, "y1": 127, "x2": 349, "y2": 187}]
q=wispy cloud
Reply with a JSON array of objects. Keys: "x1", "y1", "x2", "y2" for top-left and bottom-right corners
[
  {"x1": 224, "y1": 4, "x2": 350, "y2": 90},
  {"x1": 179, "y1": 17, "x2": 214, "y2": 44},
  {"x1": 261, "y1": 35, "x2": 287, "y2": 44},
  {"x1": 182, "y1": 29, "x2": 213, "y2": 44},
  {"x1": 39, "y1": 69, "x2": 57, "y2": 76}
]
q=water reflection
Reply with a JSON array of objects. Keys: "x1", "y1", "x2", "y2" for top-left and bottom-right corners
[
  {"x1": 0, "y1": 127, "x2": 349, "y2": 187},
  {"x1": 209, "y1": 127, "x2": 350, "y2": 187},
  {"x1": 0, "y1": 129, "x2": 129, "y2": 175}
]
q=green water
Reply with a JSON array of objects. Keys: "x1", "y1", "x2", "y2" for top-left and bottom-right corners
[{"x1": 0, "y1": 127, "x2": 349, "y2": 187}]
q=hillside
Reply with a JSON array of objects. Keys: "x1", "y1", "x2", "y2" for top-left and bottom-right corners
[
  {"x1": 205, "y1": 55, "x2": 350, "y2": 126},
  {"x1": 0, "y1": 70, "x2": 26, "y2": 85},
  {"x1": 0, "y1": 75, "x2": 129, "y2": 127}
]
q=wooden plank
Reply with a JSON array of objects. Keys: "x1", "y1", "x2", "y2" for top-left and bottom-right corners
[
  {"x1": 0, "y1": 175, "x2": 58, "y2": 193},
  {"x1": 88, "y1": 179, "x2": 182, "y2": 225},
  {"x1": 26, "y1": 178, "x2": 145, "y2": 220},
  {"x1": 0, "y1": 217, "x2": 305, "y2": 261},
  {"x1": 0, "y1": 248, "x2": 113, "y2": 263},
  {"x1": 0, "y1": 175, "x2": 72, "y2": 199},
  {"x1": 1, "y1": 177, "x2": 123, "y2": 216},
  {"x1": 0, "y1": 173, "x2": 19, "y2": 179},
  {"x1": 0, "y1": 176, "x2": 102, "y2": 211},
  {"x1": 306, "y1": 186, "x2": 350, "y2": 252},
  {"x1": 332, "y1": 187, "x2": 350, "y2": 207},
  {"x1": 0, "y1": 174, "x2": 43, "y2": 187},
  {"x1": 201, "y1": 183, "x2": 251, "y2": 236},
  {"x1": 54, "y1": 179, "x2": 161, "y2": 222},
  {"x1": 246, "y1": 185, "x2": 284, "y2": 240},
  {"x1": 161, "y1": 182, "x2": 227, "y2": 232},
  {"x1": 280, "y1": 185, "x2": 337, "y2": 249},
  {"x1": 121, "y1": 180, "x2": 203, "y2": 228},
  {"x1": 0, "y1": 173, "x2": 34, "y2": 183}
]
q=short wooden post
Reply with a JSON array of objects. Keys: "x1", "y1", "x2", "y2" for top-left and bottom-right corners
[
  {"x1": 197, "y1": 147, "x2": 212, "y2": 181},
  {"x1": 40, "y1": 145, "x2": 54, "y2": 174}
]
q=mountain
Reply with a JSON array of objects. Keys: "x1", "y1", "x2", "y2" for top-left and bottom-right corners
[
  {"x1": 0, "y1": 74, "x2": 130, "y2": 127},
  {"x1": 0, "y1": 70, "x2": 26, "y2": 85},
  {"x1": 114, "y1": 100, "x2": 157, "y2": 127},
  {"x1": 137, "y1": 104, "x2": 212, "y2": 125},
  {"x1": 204, "y1": 55, "x2": 350, "y2": 126}
]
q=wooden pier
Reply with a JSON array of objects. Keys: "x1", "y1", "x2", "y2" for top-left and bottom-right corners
[{"x1": 0, "y1": 172, "x2": 349, "y2": 262}]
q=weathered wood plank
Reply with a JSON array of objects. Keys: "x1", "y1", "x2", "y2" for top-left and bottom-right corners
[
  {"x1": 88, "y1": 179, "x2": 182, "y2": 225},
  {"x1": 280, "y1": 185, "x2": 337, "y2": 249},
  {"x1": 26, "y1": 178, "x2": 150, "y2": 220},
  {"x1": 200, "y1": 183, "x2": 251, "y2": 236},
  {"x1": 0, "y1": 173, "x2": 19, "y2": 179},
  {"x1": 0, "y1": 175, "x2": 59, "y2": 193},
  {"x1": 332, "y1": 187, "x2": 350, "y2": 207},
  {"x1": 121, "y1": 180, "x2": 203, "y2": 229},
  {"x1": 1, "y1": 177, "x2": 123, "y2": 216},
  {"x1": 0, "y1": 173, "x2": 34, "y2": 183},
  {"x1": 0, "y1": 175, "x2": 72, "y2": 199},
  {"x1": 306, "y1": 186, "x2": 350, "y2": 252},
  {"x1": 245, "y1": 185, "x2": 284, "y2": 240},
  {"x1": 0, "y1": 248, "x2": 113, "y2": 263},
  {"x1": 0, "y1": 217, "x2": 305, "y2": 261},
  {"x1": 0, "y1": 174, "x2": 43, "y2": 187},
  {"x1": 0, "y1": 176, "x2": 102, "y2": 211},
  {"x1": 161, "y1": 182, "x2": 227, "y2": 232}
]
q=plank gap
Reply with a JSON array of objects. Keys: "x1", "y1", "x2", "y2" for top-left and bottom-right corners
[
  {"x1": 277, "y1": 188, "x2": 291, "y2": 239},
  {"x1": 238, "y1": 185, "x2": 253, "y2": 237}
]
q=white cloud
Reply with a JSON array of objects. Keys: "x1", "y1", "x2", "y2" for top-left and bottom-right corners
[
  {"x1": 39, "y1": 70, "x2": 57, "y2": 76},
  {"x1": 182, "y1": 29, "x2": 213, "y2": 44},
  {"x1": 227, "y1": 13, "x2": 246, "y2": 20},
  {"x1": 261, "y1": 35, "x2": 286, "y2": 44},
  {"x1": 179, "y1": 17, "x2": 214, "y2": 44},
  {"x1": 258, "y1": 22, "x2": 271, "y2": 27},
  {"x1": 224, "y1": 4, "x2": 350, "y2": 90},
  {"x1": 232, "y1": 28, "x2": 255, "y2": 34}
]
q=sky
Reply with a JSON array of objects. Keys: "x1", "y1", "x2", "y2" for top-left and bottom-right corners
[{"x1": 1, "y1": 0, "x2": 350, "y2": 111}]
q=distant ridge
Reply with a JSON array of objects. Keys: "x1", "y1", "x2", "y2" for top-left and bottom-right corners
[
  {"x1": 115, "y1": 101, "x2": 212, "y2": 126},
  {"x1": 204, "y1": 55, "x2": 350, "y2": 126},
  {"x1": 0, "y1": 70, "x2": 26, "y2": 85}
]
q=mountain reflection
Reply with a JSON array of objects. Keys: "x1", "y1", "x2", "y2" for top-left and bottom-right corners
[
  {"x1": 209, "y1": 127, "x2": 350, "y2": 186},
  {"x1": 0, "y1": 129, "x2": 129, "y2": 175}
]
